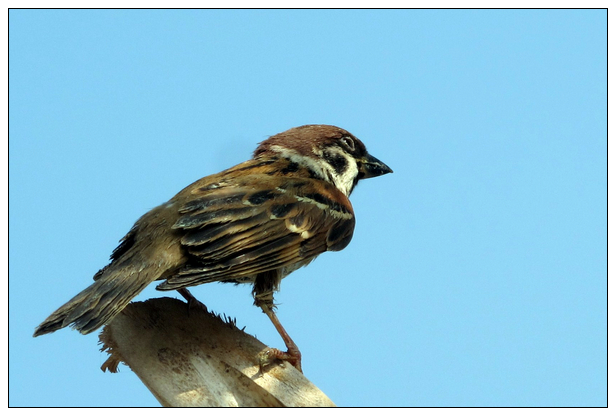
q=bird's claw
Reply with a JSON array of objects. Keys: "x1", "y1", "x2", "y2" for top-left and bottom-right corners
[{"x1": 258, "y1": 347, "x2": 302, "y2": 373}]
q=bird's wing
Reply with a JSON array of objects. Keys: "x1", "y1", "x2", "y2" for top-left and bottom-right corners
[{"x1": 158, "y1": 175, "x2": 355, "y2": 289}]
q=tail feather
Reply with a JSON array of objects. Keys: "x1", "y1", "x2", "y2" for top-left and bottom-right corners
[{"x1": 33, "y1": 263, "x2": 154, "y2": 337}]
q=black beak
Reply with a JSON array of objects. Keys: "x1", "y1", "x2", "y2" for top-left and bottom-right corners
[{"x1": 358, "y1": 153, "x2": 393, "y2": 179}]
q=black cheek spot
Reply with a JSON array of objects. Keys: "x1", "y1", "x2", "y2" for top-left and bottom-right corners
[
  {"x1": 324, "y1": 151, "x2": 348, "y2": 174},
  {"x1": 247, "y1": 190, "x2": 277, "y2": 205}
]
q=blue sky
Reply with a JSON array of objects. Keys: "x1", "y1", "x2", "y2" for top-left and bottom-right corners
[{"x1": 9, "y1": 9, "x2": 606, "y2": 407}]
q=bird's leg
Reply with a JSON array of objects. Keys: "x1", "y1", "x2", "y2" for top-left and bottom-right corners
[
  {"x1": 258, "y1": 303, "x2": 302, "y2": 372},
  {"x1": 253, "y1": 272, "x2": 302, "y2": 373},
  {"x1": 177, "y1": 287, "x2": 208, "y2": 314}
]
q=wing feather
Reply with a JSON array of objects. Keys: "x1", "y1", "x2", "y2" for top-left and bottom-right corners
[{"x1": 158, "y1": 175, "x2": 355, "y2": 290}]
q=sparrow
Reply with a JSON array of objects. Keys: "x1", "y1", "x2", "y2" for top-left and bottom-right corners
[{"x1": 33, "y1": 124, "x2": 392, "y2": 372}]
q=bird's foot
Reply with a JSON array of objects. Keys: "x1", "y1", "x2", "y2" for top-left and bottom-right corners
[{"x1": 258, "y1": 347, "x2": 302, "y2": 373}]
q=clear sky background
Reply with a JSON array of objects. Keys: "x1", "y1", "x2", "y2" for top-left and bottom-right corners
[{"x1": 9, "y1": 9, "x2": 606, "y2": 407}]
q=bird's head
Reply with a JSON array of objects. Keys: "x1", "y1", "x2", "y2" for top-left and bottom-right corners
[{"x1": 254, "y1": 124, "x2": 393, "y2": 196}]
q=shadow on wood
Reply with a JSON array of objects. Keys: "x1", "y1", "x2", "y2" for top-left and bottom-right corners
[{"x1": 99, "y1": 297, "x2": 335, "y2": 407}]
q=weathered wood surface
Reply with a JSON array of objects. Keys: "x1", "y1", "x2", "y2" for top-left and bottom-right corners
[{"x1": 99, "y1": 297, "x2": 335, "y2": 407}]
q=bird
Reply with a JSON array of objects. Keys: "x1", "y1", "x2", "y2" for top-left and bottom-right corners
[{"x1": 33, "y1": 124, "x2": 392, "y2": 372}]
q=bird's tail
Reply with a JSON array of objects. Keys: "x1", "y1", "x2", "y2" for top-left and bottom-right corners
[{"x1": 33, "y1": 261, "x2": 154, "y2": 337}]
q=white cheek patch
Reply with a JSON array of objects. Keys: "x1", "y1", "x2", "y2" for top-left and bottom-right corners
[
  {"x1": 268, "y1": 144, "x2": 359, "y2": 197},
  {"x1": 324, "y1": 149, "x2": 358, "y2": 197}
]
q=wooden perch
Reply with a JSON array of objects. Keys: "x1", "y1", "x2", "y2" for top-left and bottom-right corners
[{"x1": 99, "y1": 297, "x2": 335, "y2": 407}]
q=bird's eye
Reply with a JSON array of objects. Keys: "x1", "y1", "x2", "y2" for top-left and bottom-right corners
[{"x1": 341, "y1": 136, "x2": 355, "y2": 151}]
